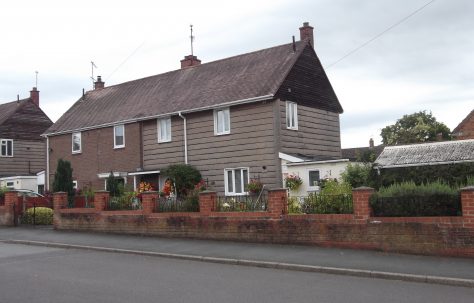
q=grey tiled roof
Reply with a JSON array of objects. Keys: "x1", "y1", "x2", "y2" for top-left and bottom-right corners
[
  {"x1": 375, "y1": 140, "x2": 474, "y2": 168},
  {"x1": 46, "y1": 40, "x2": 342, "y2": 135},
  {"x1": 0, "y1": 99, "x2": 28, "y2": 125}
]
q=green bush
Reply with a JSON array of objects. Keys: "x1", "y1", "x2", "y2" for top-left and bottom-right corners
[
  {"x1": 22, "y1": 207, "x2": 53, "y2": 225},
  {"x1": 161, "y1": 164, "x2": 202, "y2": 197},
  {"x1": 369, "y1": 181, "x2": 461, "y2": 217},
  {"x1": 53, "y1": 159, "x2": 74, "y2": 197},
  {"x1": 369, "y1": 163, "x2": 474, "y2": 189},
  {"x1": 341, "y1": 163, "x2": 373, "y2": 188}
]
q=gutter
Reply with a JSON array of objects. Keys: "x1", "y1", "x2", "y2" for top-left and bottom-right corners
[
  {"x1": 42, "y1": 94, "x2": 274, "y2": 137},
  {"x1": 285, "y1": 159, "x2": 350, "y2": 166},
  {"x1": 178, "y1": 112, "x2": 188, "y2": 164}
]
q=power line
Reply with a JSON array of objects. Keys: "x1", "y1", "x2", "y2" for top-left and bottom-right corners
[
  {"x1": 105, "y1": 39, "x2": 147, "y2": 81},
  {"x1": 326, "y1": 0, "x2": 436, "y2": 69}
]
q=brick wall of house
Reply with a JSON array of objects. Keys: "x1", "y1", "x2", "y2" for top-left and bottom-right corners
[
  {"x1": 50, "y1": 187, "x2": 474, "y2": 257},
  {"x1": 454, "y1": 113, "x2": 474, "y2": 140},
  {"x1": 48, "y1": 123, "x2": 142, "y2": 190}
]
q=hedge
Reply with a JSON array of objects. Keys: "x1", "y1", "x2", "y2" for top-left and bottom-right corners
[{"x1": 22, "y1": 207, "x2": 53, "y2": 225}]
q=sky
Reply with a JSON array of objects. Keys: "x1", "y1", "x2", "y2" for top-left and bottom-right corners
[{"x1": 0, "y1": 0, "x2": 472, "y2": 148}]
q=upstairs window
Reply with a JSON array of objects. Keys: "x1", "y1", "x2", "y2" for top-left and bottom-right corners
[
  {"x1": 72, "y1": 132, "x2": 81, "y2": 153},
  {"x1": 286, "y1": 101, "x2": 298, "y2": 130},
  {"x1": 214, "y1": 108, "x2": 230, "y2": 135},
  {"x1": 157, "y1": 117, "x2": 171, "y2": 143},
  {"x1": 0, "y1": 139, "x2": 13, "y2": 157},
  {"x1": 225, "y1": 168, "x2": 249, "y2": 195},
  {"x1": 114, "y1": 125, "x2": 125, "y2": 148}
]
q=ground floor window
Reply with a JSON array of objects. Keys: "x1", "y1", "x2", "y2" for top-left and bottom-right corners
[
  {"x1": 224, "y1": 168, "x2": 249, "y2": 195},
  {"x1": 308, "y1": 170, "x2": 320, "y2": 187}
]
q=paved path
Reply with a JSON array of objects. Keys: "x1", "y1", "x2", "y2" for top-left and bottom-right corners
[{"x1": 1, "y1": 226, "x2": 473, "y2": 286}]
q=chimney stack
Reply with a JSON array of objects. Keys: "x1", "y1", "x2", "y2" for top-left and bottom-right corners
[
  {"x1": 299, "y1": 22, "x2": 314, "y2": 46},
  {"x1": 369, "y1": 138, "x2": 374, "y2": 148},
  {"x1": 94, "y1": 76, "x2": 105, "y2": 90},
  {"x1": 30, "y1": 87, "x2": 39, "y2": 107},
  {"x1": 180, "y1": 55, "x2": 201, "y2": 69}
]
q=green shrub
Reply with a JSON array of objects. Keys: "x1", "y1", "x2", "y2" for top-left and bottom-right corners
[
  {"x1": 370, "y1": 181, "x2": 461, "y2": 217},
  {"x1": 161, "y1": 164, "x2": 202, "y2": 197},
  {"x1": 22, "y1": 207, "x2": 53, "y2": 225},
  {"x1": 302, "y1": 193, "x2": 353, "y2": 214},
  {"x1": 53, "y1": 159, "x2": 74, "y2": 197},
  {"x1": 341, "y1": 163, "x2": 372, "y2": 188}
]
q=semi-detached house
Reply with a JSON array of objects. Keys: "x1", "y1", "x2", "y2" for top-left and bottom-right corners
[{"x1": 43, "y1": 22, "x2": 344, "y2": 196}]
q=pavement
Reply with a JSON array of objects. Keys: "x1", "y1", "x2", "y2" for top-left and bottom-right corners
[{"x1": 1, "y1": 226, "x2": 474, "y2": 287}]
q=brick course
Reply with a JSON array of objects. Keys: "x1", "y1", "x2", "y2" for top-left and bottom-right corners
[{"x1": 48, "y1": 187, "x2": 474, "y2": 257}]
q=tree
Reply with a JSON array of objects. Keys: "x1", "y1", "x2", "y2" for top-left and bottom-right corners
[
  {"x1": 381, "y1": 111, "x2": 451, "y2": 145},
  {"x1": 52, "y1": 159, "x2": 74, "y2": 196},
  {"x1": 161, "y1": 164, "x2": 202, "y2": 197},
  {"x1": 106, "y1": 172, "x2": 123, "y2": 197},
  {"x1": 341, "y1": 163, "x2": 372, "y2": 188}
]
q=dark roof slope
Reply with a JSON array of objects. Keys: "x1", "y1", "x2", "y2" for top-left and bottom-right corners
[
  {"x1": 375, "y1": 140, "x2": 474, "y2": 168},
  {"x1": 0, "y1": 98, "x2": 53, "y2": 140},
  {"x1": 46, "y1": 40, "x2": 342, "y2": 135},
  {"x1": 453, "y1": 109, "x2": 474, "y2": 134},
  {"x1": 342, "y1": 145, "x2": 384, "y2": 162}
]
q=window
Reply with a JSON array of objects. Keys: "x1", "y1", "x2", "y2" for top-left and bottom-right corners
[
  {"x1": 224, "y1": 168, "x2": 249, "y2": 195},
  {"x1": 286, "y1": 101, "x2": 298, "y2": 130},
  {"x1": 0, "y1": 139, "x2": 13, "y2": 157},
  {"x1": 214, "y1": 108, "x2": 230, "y2": 135},
  {"x1": 308, "y1": 170, "x2": 320, "y2": 187},
  {"x1": 72, "y1": 132, "x2": 81, "y2": 153},
  {"x1": 114, "y1": 125, "x2": 125, "y2": 148},
  {"x1": 72, "y1": 181, "x2": 78, "y2": 190},
  {"x1": 6, "y1": 181, "x2": 14, "y2": 189},
  {"x1": 157, "y1": 117, "x2": 171, "y2": 142}
]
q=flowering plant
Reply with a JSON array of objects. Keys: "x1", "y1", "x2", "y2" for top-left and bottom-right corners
[
  {"x1": 245, "y1": 179, "x2": 263, "y2": 194},
  {"x1": 162, "y1": 180, "x2": 174, "y2": 197},
  {"x1": 194, "y1": 179, "x2": 207, "y2": 191},
  {"x1": 285, "y1": 174, "x2": 303, "y2": 191},
  {"x1": 138, "y1": 181, "x2": 154, "y2": 193}
]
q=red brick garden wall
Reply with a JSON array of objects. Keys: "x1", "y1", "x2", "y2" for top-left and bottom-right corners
[{"x1": 50, "y1": 187, "x2": 474, "y2": 257}]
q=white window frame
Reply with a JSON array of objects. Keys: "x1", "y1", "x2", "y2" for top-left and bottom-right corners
[
  {"x1": 72, "y1": 180, "x2": 78, "y2": 190},
  {"x1": 157, "y1": 117, "x2": 172, "y2": 143},
  {"x1": 286, "y1": 101, "x2": 298, "y2": 130},
  {"x1": 0, "y1": 139, "x2": 13, "y2": 157},
  {"x1": 308, "y1": 170, "x2": 321, "y2": 188},
  {"x1": 224, "y1": 167, "x2": 249, "y2": 196},
  {"x1": 214, "y1": 108, "x2": 230, "y2": 135},
  {"x1": 114, "y1": 124, "x2": 125, "y2": 149},
  {"x1": 72, "y1": 132, "x2": 82, "y2": 154}
]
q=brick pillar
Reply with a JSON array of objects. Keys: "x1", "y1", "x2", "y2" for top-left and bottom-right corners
[
  {"x1": 94, "y1": 191, "x2": 109, "y2": 211},
  {"x1": 352, "y1": 187, "x2": 374, "y2": 222},
  {"x1": 267, "y1": 188, "x2": 288, "y2": 219},
  {"x1": 3, "y1": 191, "x2": 17, "y2": 226},
  {"x1": 199, "y1": 191, "x2": 216, "y2": 215},
  {"x1": 461, "y1": 186, "x2": 474, "y2": 228},
  {"x1": 53, "y1": 192, "x2": 67, "y2": 228},
  {"x1": 142, "y1": 191, "x2": 158, "y2": 215}
]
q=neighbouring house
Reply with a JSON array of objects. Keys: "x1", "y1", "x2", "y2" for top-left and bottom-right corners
[
  {"x1": 0, "y1": 87, "x2": 53, "y2": 192},
  {"x1": 452, "y1": 110, "x2": 474, "y2": 140},
  {"x1": 341, "y1": 138, "x2": 384, "y2": 163},
  {"x1": 44, "y1": 22, "x2": 344, "y2": 195}
]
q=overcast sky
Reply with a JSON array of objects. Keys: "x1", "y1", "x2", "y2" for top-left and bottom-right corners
[{"x1": 0, "y1": 0, "x2": 472, "y2": 148}]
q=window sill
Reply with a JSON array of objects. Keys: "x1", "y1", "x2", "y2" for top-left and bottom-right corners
[
  {"x1": 72, "y1": 151, "x2": 82, "y2": 155},
  {"x1": 157, "y1": 140, "x2": 172, "y2": 144},
  {"x1": 215, "y1": 132, "x2": 231, "y2": 136},
  {"x1": 114, "y1": 146, "x2": 125, "y2": 149},
  {"x1": 286, "y1": 127, "x2": 298, "y2": 131},
  {"x1": 224, "y1": 193, "x2": 249, "y2": 196}
]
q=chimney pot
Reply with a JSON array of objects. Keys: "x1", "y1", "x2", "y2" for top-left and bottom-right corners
[
  {"x1": 94, "y1": 76, "x2": 105, "y2": 90},
  {"x1": 30, "y1": 87, "x2": 40, "y2": 107},
  {"x1": 369, "y1": 138, "x2": 374, "y2": 148},
  {"x1": 299, "y1": 22, "x2": 314, "y2": 47}
]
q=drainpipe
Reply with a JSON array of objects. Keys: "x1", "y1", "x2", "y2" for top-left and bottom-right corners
[
  {"x1": 178, "y1": 112, "x2": 188, "y2": 164},
  {"x1": 46, "y1": 136, "x2": 50, "y2": 191}
]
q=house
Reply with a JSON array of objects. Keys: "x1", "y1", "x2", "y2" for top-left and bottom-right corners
[
  {"x1": 341, "y1": 138, "x2": 384, "y2": 162},
  {"x1": 44, "y1": 22, "x2": 343, "y2": 195},
  {"x1": 452, "y1": 110, "x2": 474, "y2": 140},
  {"x1": 0, "y1": 88, "x2": 53, "y2": 192}
]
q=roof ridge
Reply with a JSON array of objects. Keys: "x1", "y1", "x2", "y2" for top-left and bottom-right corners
[
  {"x1": 88, "y1": 41, "x2": 302, "y2": 93},
  {"x1": 386, "y1": 139, "x2": 474, "y2": 149}
]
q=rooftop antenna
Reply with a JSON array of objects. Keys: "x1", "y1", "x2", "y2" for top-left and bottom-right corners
[
  {"x1": 91, "y1": 61, "x2": 98, "y2": 88},
  {"x1": 190, "y1": 24, "x2": 195, "y2": 56},
  {"x1": 35, "y1": 71, "x2": 39, "y2": 88}
]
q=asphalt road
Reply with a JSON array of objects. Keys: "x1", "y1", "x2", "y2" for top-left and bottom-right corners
[{"x1": 1, "y1": 243, "x2": 473, "y2": 303}]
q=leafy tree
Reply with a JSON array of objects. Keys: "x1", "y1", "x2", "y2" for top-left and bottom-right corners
[
  {"x1": 341, "y1": 163, "x2": 372, "y2": 188},
  {"x1": 106, "y1": 172, "x2": 123, "y2": 197},
  {"x1": 381, "y1": 111, "x2": 451, "y2": 145},
  {"x1": 52, "y1": 159, "x2": 74, "y2": 196},
  {"x1": 161, "y1": 164, "x2": 202, "y2": 197}
]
